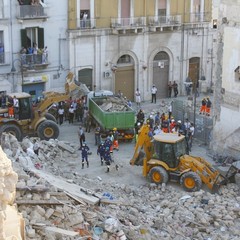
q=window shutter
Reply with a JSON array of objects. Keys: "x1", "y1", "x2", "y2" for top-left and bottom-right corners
[
  {"x1": 21, "y1": 29, "x2": 27, "y2": 48},
  {"x1": 38, "y1": 28, "x2": 44, "y2": 49}
]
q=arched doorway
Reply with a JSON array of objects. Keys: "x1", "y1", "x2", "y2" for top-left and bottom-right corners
[
  {"x1": 153, "y1": 51, "x2": 169, "y2": 99},
  {"x1": 78, "y1": 68, "x2": 93, "y2": 91},
  {"x1": 188, "y1": 57, "x2": 200, "y2": 91},
  {"x1": 115, "y1": 55, "x2": 135, "y2": 101}
]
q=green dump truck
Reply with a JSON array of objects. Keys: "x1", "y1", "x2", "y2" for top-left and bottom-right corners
[{"x1": 89, "y1": 97, "x2": 135, "y2": 141}]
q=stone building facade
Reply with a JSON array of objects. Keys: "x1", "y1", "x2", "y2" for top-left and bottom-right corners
[
  {"x1": 0, "y1": 0, "x2": 215, "y2": 103},
  {"x1": 211, "y1": 0, "x2": 240, "y2": 158}
]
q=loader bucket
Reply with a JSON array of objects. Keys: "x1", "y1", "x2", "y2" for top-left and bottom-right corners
[{"x1": 65, "y1": 72, "x2": 90, "y2": 97}]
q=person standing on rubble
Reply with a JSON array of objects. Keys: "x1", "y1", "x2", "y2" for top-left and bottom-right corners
[
  {"x1": 78, "y1": 126, "x2": 85, "y2": 149},
  {"x1": 104, "y1": 146, "x2": 112, "y2": 172},
  {"x1": 33, "y1": 139, "x2": 40, "y2": 155},
  {"x1": 80, "y1": 142, "x2": 90, "y2": 169},
  {"x1": 97, "y1": 142, "x2": 105, "y2": 166}
]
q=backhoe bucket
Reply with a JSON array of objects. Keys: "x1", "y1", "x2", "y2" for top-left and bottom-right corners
[{"x1": 212, "y1": 164, "x2": 239, "y2": 193}]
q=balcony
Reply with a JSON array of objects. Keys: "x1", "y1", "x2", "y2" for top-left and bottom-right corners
[
  {"x1": 184, "y1": 12, "x2": 211, "y2": 28},
  {"x1": 16, "y1": 5, "x2": 48, "y2": 20},
  {"x1": 111, "y1": 17, "x2": 146, "y2": 34},
  {"x1": 148, "y1": 15, "x2": 181, "y2": 32},
  {"x1": 77, "y1": 19, "x2": 96, "y2": 29},
  {"x1": 19, "y1": 53, "x2": 49, "y2": 71}
]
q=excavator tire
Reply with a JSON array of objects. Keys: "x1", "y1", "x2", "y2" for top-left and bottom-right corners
[
  {"x1": 180, "y1": 171, "x2": 202, "y2": 192},
  {"x1": 37, "y1": 120, "x2": 59, "y2": 140},
  {"x1": 0, "y1": 124, "x2": 23, "y2": 141},
  {"x1": 149, "y1": 166, "x2": 169, "y2": 184},
  {"x1": 45, "y1": 113, "x2": 57, "y2": 123}
]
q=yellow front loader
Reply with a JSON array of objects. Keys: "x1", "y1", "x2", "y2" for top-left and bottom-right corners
[
  {"x1": 0, "y1": 72, "x2": 89, "y2": 141},
  {"x1": 130, "y1": 124, "x2": 238, "y2": 192}
]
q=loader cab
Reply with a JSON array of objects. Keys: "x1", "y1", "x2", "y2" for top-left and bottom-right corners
[
  {"x1": 153, "y1": 134, "x2": 186, "y2": 168},
  {"x1": 8, "y1": 93, "x2": 33, "y2": 120}
]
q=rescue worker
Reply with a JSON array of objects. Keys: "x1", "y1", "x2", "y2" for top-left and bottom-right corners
[
  {"x1": 7, "y1": 102, "x2": 14, "y2": 118},
  {"x1": 206, "y1": 97, "x2": 212, "y2": 116},
  {"x1": 80, "y1": 142, "x2": 90, "y2": 169},
  {"x1": 169, "y1": 119, "x2": 176, "y2": 133},
  {"x1": 199, "y1": 98, "x2": 207, "y2": 115},
  {"x1": 104, "y1": 146, "x2": 112, "y2": 172},
  {"x1": 136, "y1": 109, "x2": 145, "y2": 126},
  {"x1": 134, "y1": 122, "x2": 141, "y2": 142},
  {"x1": 104, "y1": 135, "x2": 113, "y2": 155},
  {"x1": 161, "y1": 119, "x2": 169, "y2": 133},
  {"x1": 97, "y1": 142, "x2": 105, "y2": 165},
  {"x1": 112, "y1": 128, "x2": 119, "y2": 150},
  {"x1": 95, "y1": 125, "x2": 101, "y2": 146}
]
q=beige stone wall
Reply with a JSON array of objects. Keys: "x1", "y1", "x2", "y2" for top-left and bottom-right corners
[{"x1": 0, "y1": 146, "x2": 22, "y2": 239}]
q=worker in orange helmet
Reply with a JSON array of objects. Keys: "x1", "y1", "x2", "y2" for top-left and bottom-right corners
[
  {"x1": 199, "y1": 98, "x2": 207, "y2": 115},
  {"x1": 112, "y1": 128, "x2": 119, "y2": 151}
]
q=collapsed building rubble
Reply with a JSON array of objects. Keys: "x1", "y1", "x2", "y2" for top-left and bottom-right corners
[{"x1": 1, "y1": 133, "x2": 240, "y2": 240}]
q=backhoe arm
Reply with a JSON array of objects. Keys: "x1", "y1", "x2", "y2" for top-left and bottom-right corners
[{"x1": 130, "y1": 124, "x2": 152, "y2": 165}]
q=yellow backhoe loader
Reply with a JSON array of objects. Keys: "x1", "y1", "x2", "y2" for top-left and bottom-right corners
[
  {"x1": 130, "y1": 124, "x2": 238, "y2": 192},
  {"x1": 0, "y1": 72, "x2": 89, "y2": 141}
]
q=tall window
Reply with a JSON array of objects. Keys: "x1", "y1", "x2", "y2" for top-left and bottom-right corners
[
  {"x1": 121, "y1": 0, "x2": 130, "y2": 18},
  {"x1": 193, "y1": 0, "x2": 200, "y2": 13},
  {"x1": 0, "y1": 31, "x2": 4, "y2": 64},
  {"x1": 80, "y1": 0, "x2": 90, "y2": 28},
  {"x1": 158, "y1": 0, "x2": 166, "y2": 16},
  {"x1": 21, "y1": 27, "x2": 44, "y2": 49}
]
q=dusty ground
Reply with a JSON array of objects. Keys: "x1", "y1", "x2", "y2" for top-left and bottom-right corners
[{"x1": 56, "y1": 100, "x2": 214, "y2": 192}]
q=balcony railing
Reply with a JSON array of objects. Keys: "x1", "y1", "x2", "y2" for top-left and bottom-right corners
[
  {"x1": 111, "y1": 17, "x2": 146, "y2": 28},
  {"x1": 20, "y1": 53, "x2": 49, "y2": 69},
  {"x1": 0, "y1": 52, "x2": 10, "y2": 65},
  {"x1": 77, "y1": 19, "x2": 96, "y2": 29},
  {"x1": 16, "y1": 5, "x2": 48, "y2": 19},
  {"x1": 148, "y1": 15, "x2": 182, "y2": 27},
  {"x1": 185, "y1": 12, "x2": 211, "y2": 24}
]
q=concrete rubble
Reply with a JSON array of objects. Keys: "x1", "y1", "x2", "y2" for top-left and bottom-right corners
[
  {"x1": 1, "y1": 133, "x2": 240, "y2": 240},
  {"x1": 98, "y1": 97, "x2": 130, "y2": 112}
]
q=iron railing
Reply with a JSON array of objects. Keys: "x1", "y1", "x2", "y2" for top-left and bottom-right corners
[
  {"x1": 20, "y1": 53, "x2": 48, "y2": 67},
  {"x1": 16, "y1": 5, "x2": 48, "y2": 19},
  {"x1": 78, "y1": 19, "x2": 96, "y2": 29},
  {"x1": 148, "y1": 15, "x2": 182, "y2": 26},
  {"x1": 111, "y1": 17, "x2": 146, "y2": 28}
]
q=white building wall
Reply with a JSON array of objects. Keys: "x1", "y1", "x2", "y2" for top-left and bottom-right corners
[
  {"x1": 0, "y1": 0, "x2": 69, "y2": 94},
  {"x1": 68, "y1": 28, "x2": 213, "y2": 100},
  {"x1": 212, "y1": 0, "x2": 240, "y2": 157}
]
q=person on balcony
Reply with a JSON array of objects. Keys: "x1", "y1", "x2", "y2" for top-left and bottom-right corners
[
  {"x1": 33, "y1": 43, "x2": 38, "y2": 63},
  {"x1": 42, "y1": 46, "x2": 48, "y2": 63},
  {"x1": 83, "y1": 12, "x2": 88, "y2": 28}
]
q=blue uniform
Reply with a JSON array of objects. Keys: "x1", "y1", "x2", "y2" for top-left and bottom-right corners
[
  {"x1": 97, "y1": 143, "x2": 105, "y2": 165},
  {"x1": 80, "y1": 144, "x2": 90, "y2": 168}
]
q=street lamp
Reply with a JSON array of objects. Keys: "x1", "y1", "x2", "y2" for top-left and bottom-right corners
[{"x1": 11, "y1": 59, "x2": 24, "y2": 92}]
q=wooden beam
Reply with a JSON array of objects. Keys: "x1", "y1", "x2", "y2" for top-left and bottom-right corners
[{"x1": 15, "y1": 200, "x2": 70, "y2": 205}]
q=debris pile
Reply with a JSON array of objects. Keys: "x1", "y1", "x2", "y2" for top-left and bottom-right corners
[
  {"x1": 97, "y1": 97, "x2": 130, "y2": 112},
  {"x1": 1, "y1": 133, "x2": 240, "y2": 240}
]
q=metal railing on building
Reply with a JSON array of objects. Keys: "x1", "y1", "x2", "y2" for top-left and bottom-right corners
[
  {"x1": 111, "y1": 17, "x2": 146, "y2": 28},
  {"x1": 78, "y1": 19, "x2": 96, "y2": 29},
  {"x1": 16, "y1": 5, "x2": 48, "y2": 19},
  {"x1": 148, "y1": 15, "x2": 182, "y2": 27}
]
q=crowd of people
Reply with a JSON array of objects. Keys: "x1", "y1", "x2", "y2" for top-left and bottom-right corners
[
  {"x1": 78, "y1": 126, "x2": 120, "y2": 172},
  {"x1": 135, "y1": 107, "x2": 195, "y2": 153}
]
